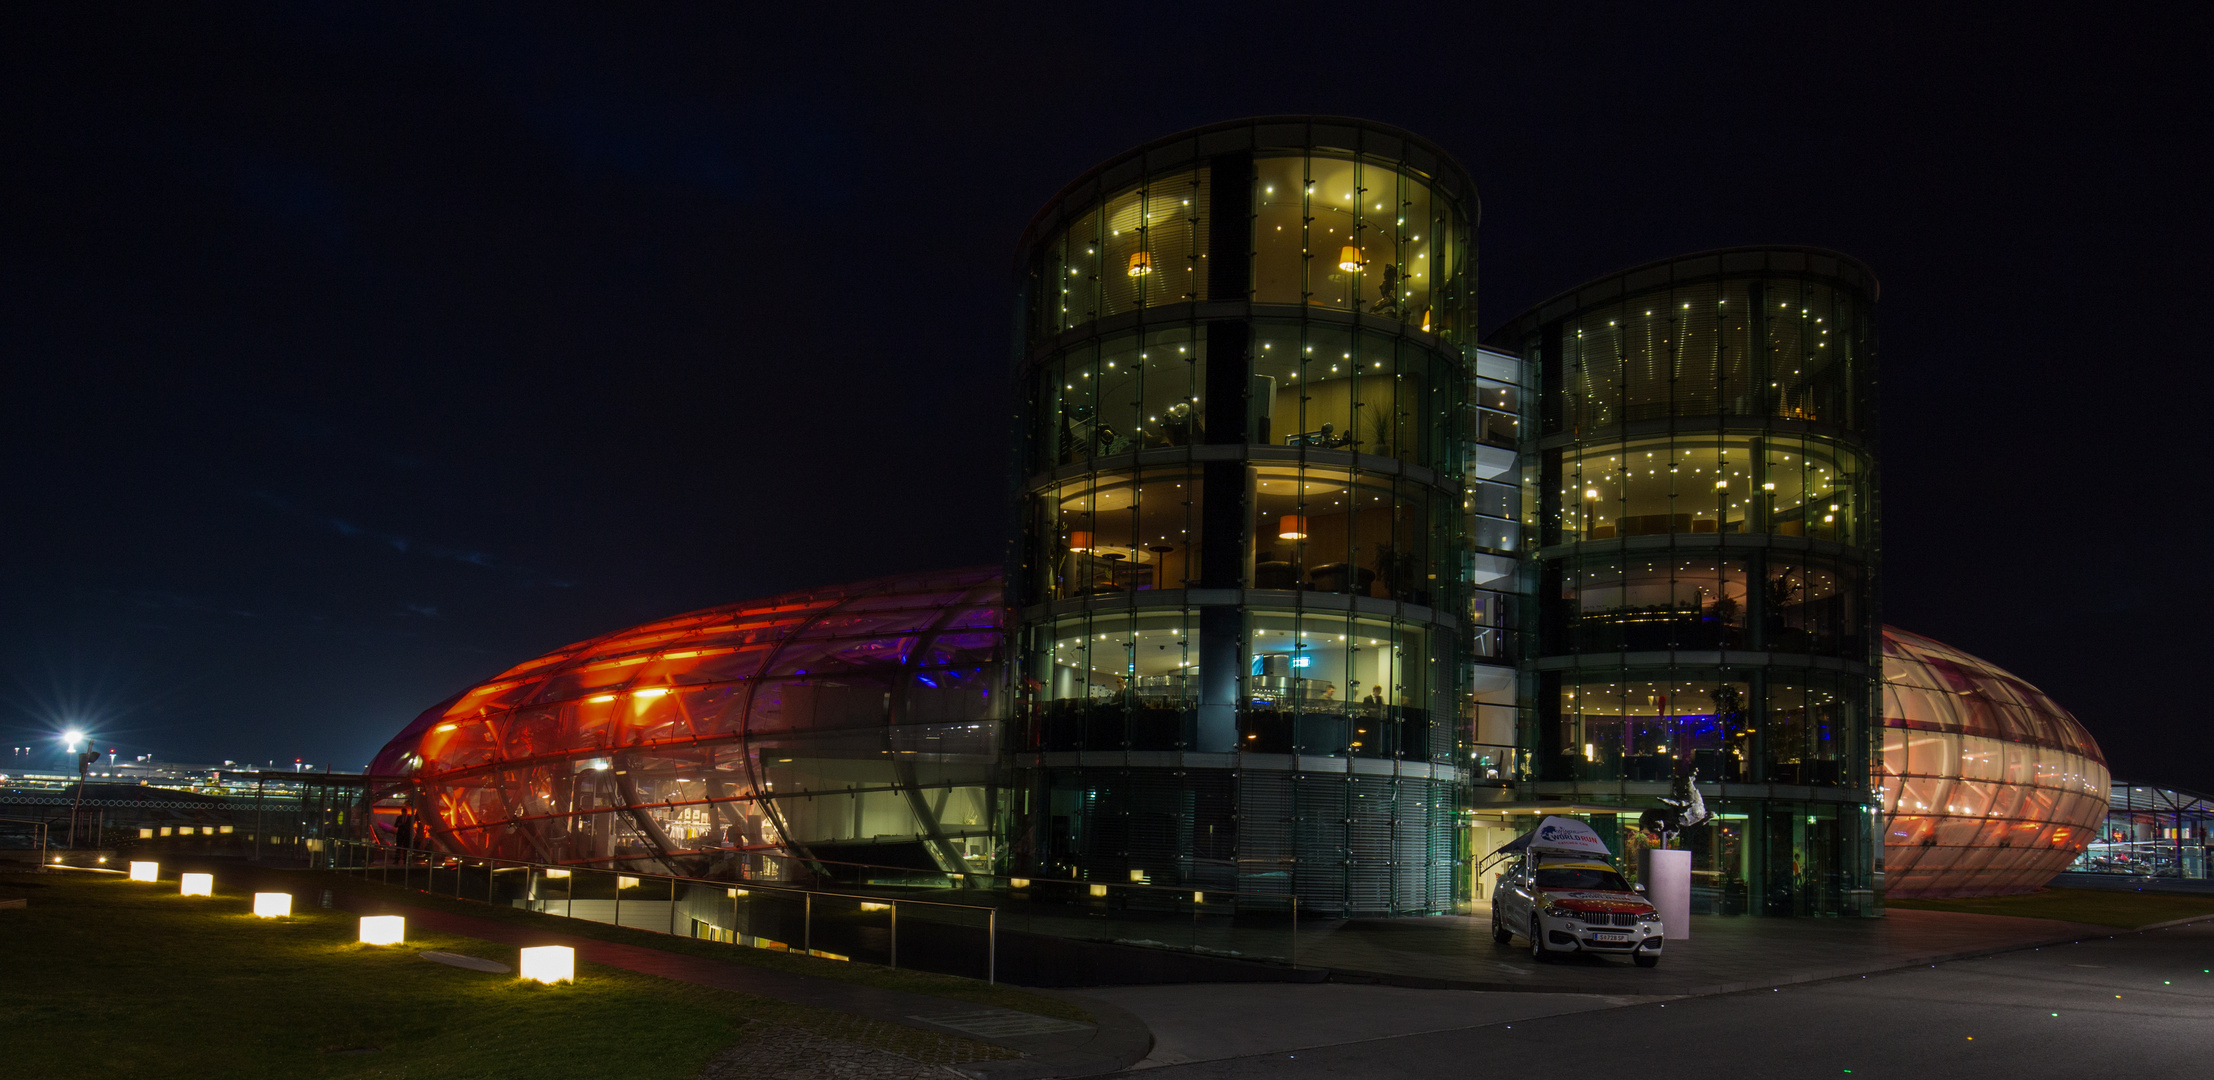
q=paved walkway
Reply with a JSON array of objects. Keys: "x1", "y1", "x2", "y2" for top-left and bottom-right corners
[
  {"x1": 1286, "y1": 904, "x2": 2122, "y2": 994},
  {"x1": 1119, "y1": 920, "x2": 2214, "y2": 1079},
  {"x1": 1080, "y1": 984, "x2": 1665, "y2": 1069}
]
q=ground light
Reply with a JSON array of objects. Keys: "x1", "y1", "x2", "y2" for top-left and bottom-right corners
[
  {"x1": 359, "y1": 916, "x2": 405, "y2": 945},
  {"x1": 129, "y1": 861, "x2": 158, "y2": 882},
  {"x1": 519, "y1": 946, "x2": 574, "y2": 984},
  {"x1": 252, "y1": 893, "x2": 292, "y2": 918},
  {"x1": 179, "y1": 873, "x2": 212, "y2": 896}
]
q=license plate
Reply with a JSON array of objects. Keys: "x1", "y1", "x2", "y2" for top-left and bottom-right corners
[{"x1": 1592, "y1": 932, "x2": 1630, "y2": 942}]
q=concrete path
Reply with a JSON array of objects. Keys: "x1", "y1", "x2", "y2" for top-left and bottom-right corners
[
  {"x1": 1282, "y1": 904, "x2": 2122, "y2": 994},
  {"x1": 1078, "y1": 984, "x2": 1667, "y2": 1068},
  {"x1": 1127, "y1": 919, "x2": 2214, "y2": 1079}
]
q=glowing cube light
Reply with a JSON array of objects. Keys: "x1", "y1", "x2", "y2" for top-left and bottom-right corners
[
  {"x1": 253, "y1": 892, "x2": 292, "y2": 918},
  {"x1": 519, "y1": 946, "x2": 575, "y2": 984},
  {"x1": 359, "y1": 916, "x2": 405, "y2": 945},
  {"x1": 129, "y1": 861, "x2": 159, "y2": 882},
  {"x1": 180, "y1": 873, "x2": 213, "y2": 896}
]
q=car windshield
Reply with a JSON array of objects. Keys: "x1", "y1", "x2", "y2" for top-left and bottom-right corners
[{"x1": 1534, "y1": 867, "x2": 1633, "y2": 892}]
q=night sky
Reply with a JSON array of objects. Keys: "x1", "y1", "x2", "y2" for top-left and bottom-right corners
[{"x1": 4, "y1": 6, "x2": 2208, "y2": 789}]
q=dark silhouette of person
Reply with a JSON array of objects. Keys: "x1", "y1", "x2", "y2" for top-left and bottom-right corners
[{"x1": 1370, "y1": 264, "x2": 1402, "y2": 315}]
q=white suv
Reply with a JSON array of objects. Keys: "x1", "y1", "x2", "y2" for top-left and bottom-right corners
[{"x1": 1491, "y1": 852, "x2": 1664, "y2": 967}]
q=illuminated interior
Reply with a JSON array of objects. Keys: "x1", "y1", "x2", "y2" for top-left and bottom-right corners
[
  {"x1": 1876, "y1": 626, "x2": 2109, "y2": 898},
  {"x1": 371, "y1": 568, "x2": 1005, "y2": 880},
  {"x1": 1030, "y1": 150, "x2": 1462, "y2": 340},
  {"x1": 1556, "y1": 434, "x2": 1867, "y2": 545}
]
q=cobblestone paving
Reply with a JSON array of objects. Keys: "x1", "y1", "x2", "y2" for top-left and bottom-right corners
[{"x1": 697, "y1": 1020, "x2": 1001, "y2": 1080}]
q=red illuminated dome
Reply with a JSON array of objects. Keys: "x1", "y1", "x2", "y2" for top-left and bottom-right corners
[
  {"x1": 372, "y1": 567, "x2": 1006, "y2": 878},
  {"x1": 1877, "y1": 626, "x2": 2109, "y2": 898}
]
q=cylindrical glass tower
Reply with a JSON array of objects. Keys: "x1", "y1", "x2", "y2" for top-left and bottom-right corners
[
  {"x1": 1004, "y1": 118, "x2": 1483, "y2": 916},
  {"x1": 1487, "y1": 247, "x2": 1882, "y2": 917}
]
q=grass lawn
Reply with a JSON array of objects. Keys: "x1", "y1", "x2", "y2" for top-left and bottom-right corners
[
  {"x1": 1886, "y1": 887, "x2": 2214, "y2": 929},
  {"x1": 0, "y1": 870, "x2": 1008, "y2": 1080},
  {"x1": 294, "y1": 867, "x2": 1094, "y2": 1023}
]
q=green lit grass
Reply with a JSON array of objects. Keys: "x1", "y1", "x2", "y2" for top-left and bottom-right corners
[
  {"x1": 0, "y1": 871, "x2": 1008, "y2": 1080},
  {"x1": 295, "y1": 868, "x2": 1094, "y2": 1023},
  {"x1": 1885, "y1": 887, "x2": 2214, "y2": 929}
]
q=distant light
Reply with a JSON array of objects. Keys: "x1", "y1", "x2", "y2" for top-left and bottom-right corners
[
  {"x1": 544, "y1": 869, "x2": 571, "y2": 879},
  {"x1": 1089, "y1": 884, "x2": 1109, "y2": 898},
  {"x1": 617, "y1": 875, "x2": 639, "y2": 890},
  {"x1": 520, "y1": 946, "x2": 575, "y2": 984},
  {"x1": 253, "y1": 893, "x2": 292, "y2": 918},
  {"x1": 360, "y1": 916, "x2": 405, "y2": 945},
  {"x1": 130, "y1": 861, "x2": 158, "y2": 882},
  {"x1": 180, "y1": 873, "x2": 213, "y2": 896}
]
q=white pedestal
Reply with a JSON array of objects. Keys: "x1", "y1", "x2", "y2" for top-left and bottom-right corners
[{"x1": 1640, "y1": 847, "x2": 1692, "y2": 940}]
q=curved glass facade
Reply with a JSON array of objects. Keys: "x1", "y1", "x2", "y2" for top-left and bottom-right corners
[
  {"x1": 1024, "y1": 128, "x2": 1471, "y2": 342},
  {"x1": 1008, "y1": 117, "x2": 1489, "y2": 916},
  {"x1": 1877, "y1": 626, "x2": 2110, "y2": 898},
  {"x1": 1489, "y1": 247, "x2": 1881, "y2": 917},
  {"x1": 370, "y1": 568, "x2": 1006, "y2": 880}
]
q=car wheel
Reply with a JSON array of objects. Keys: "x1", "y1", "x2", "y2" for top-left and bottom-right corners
[
  {"x1": 1634, "y1": 952, "x2": 1660, "y2": 968},
  {"x1": 1492, "y1": 908, "x2": 1512, "y2": 945},
  {"x1": 1529, "y1": 916, "x2": 1550, "y2": 962}
]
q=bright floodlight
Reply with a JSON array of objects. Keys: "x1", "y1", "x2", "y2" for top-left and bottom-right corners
[
  {"x1": 359, "y1": 916, "x2": 405, "y2": 945},
  {"x1": 253, "y1": 892, "x2": 292, "y2": 918},
  {"x1": 179, "y1": 873, "x2": 212, "y2": 896},
  {"x1": 519, "y1": 946, "x2": 574, "y2": 984},
  {"x1": 129, "y1": 861, "x2": 158, "y2": 882}
]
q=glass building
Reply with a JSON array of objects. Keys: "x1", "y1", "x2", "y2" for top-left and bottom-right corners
[
  {"x1": 2071, "y1": 781, "x2": 2213, "y2": 881},
  {"x1": 369, "y1": 568, "x2": 1006, "y2": 879},
  {"x1": 1876, "y1": 626, "x2": 2109, "y2": 897},
  {"x1": 370, "y1": 122, "x2": 2122, "y2": 921},
  {"x1": 1485, "y1": 248, "x2": 1883, "y2": 916},
  {"x1": 1003, "y1": 118, "x2": 1501, "y2": 915}
]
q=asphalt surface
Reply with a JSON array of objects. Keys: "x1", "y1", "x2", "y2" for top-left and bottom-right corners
[{"x1": 1111, "y1": 920, "x2": 2214, "y2": 1078}]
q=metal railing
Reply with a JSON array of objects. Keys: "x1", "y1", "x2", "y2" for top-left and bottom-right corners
[
  {"x1": 326, "y1": 840, "x2": 1316, "y2": 978},
  {"x1": 327, "y1": 840, "x2": 1002, "y2": 982}
]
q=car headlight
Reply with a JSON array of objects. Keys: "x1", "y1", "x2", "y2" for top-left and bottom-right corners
[
  {"x1": 1637, "y1": 911, "x2": 1660, "y2": 923},
  {"x1": 1543, "y1": 904, "x2": 1574, "y2": 919}
]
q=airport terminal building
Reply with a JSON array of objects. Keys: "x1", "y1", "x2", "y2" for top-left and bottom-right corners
[{"x1": 374, "y1": 118, "x2": 2109, "y2": 918}]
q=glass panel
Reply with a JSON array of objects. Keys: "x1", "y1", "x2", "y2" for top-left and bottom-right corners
[
  {"x1": 1031, "y1": 610, "x2": 1200, "y2": 752},
  {"x1": 1565, "y1": 554, "x2": 1748, "y2": 651},
  {"x1": 1249, "y1": 322, "x2": 1439, "y2": 466},
  {"x1": 1766, "y1": 673, "x2": 1853, "y2": 786},
  {"x1": 1040, "y1": 468, "x2": 1201, "y2": 600},
  {"x1": 1249, "y1": 153, "x2": 1458, "y2": 334},
  {"x1": 1247, "y1": 614, "x2": 1434, "y2": 760},
  {"x1": 1250, "y1": 465, "x2": 1435, "y2": 604},
  {"x1": 1554, "y1": 277, "x2": 1874, "y2": 432},
  {"x1": 1036, "y1": 166, "x2": 1209, "y2": 339},
  {"x1": 1559, "y1": 676, "x2": 1754, "y2": 783},
  {"x1": 1556, "y1": 433, "x2": 1868, "y2": 543},
  {"x1": 1032, "y1": 329, "x2": 1207, "y2": 472}
]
